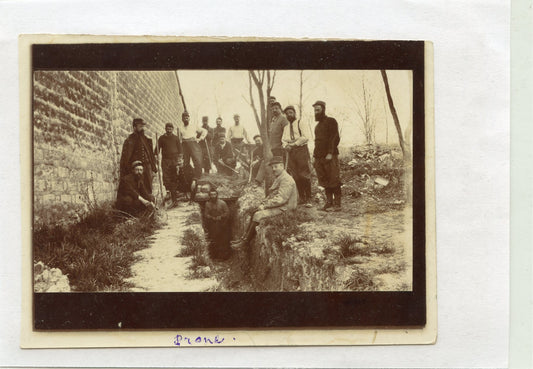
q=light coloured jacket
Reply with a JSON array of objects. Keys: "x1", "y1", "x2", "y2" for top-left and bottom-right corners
[{"x1": 262, "y1": 170, "x2": 298, "y2": 211}]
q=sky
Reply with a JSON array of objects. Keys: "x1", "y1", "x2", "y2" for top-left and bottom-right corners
[{"x1": 178, "y1": 70, "x2": 412, "y2": 147}]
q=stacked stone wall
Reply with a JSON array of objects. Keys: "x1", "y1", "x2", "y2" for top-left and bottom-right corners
[{"x1": 33, "y1": 70, "x2": 185, "y2": 224}]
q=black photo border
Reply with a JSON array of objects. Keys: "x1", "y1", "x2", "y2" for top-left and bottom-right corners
[{"x1": 32, "y1": 40, "x2": 426, "y2": 330}]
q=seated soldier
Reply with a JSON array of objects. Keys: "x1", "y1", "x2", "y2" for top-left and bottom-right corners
[
  {"x1": 213, "y1": 135, "x2": 237, "y2": 176},
  {"x1": 231, "y1": 156, "x2": 298, "y2": 250},
  {"x1": 116, "y1": 161, "x2": 156, "y2": 216}
]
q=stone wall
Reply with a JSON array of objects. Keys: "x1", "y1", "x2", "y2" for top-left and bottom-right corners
[{"x1": 33, "y1": 71, "x2": 185, "y2": 224}]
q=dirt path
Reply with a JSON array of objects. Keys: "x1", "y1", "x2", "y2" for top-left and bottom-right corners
[{"x1": 126, "y1": 203, "x2": 218, "y2": 292}]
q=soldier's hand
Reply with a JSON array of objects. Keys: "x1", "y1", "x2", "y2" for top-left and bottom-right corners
[{"x1": 325, "y1": 153, "x2": 333, "y2": 161}]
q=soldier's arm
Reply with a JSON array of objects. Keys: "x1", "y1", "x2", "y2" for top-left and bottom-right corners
[
  {"x1": 327, "y1": 118, "x2": 340, "y2": 154},
  {"x1": 294, "y1": 120, "x2": 309, "y2": 146},
  {"x1": 197, "y1": 126, "x2": 208, "y2": 141}
]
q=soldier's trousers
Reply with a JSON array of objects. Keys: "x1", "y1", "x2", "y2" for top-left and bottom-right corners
[
  {"x1": 313, "y1": 154, "x2": 341, "y2": 189},
  {"x1": 182, "y1": 140, "x2": 204, "y2": 180},
  {"x1": 161, "y1": 157, "x2": 179, "y2": 194}
]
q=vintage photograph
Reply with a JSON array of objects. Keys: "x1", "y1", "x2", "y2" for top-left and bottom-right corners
[
  {"x1": 27, "y1": 39, "x2": 430, "y2": 332},
  {"x1": 33, "y1": 68, "x2": 413, "y2": 293}
]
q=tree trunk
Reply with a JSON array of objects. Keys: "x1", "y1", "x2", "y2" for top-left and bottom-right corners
[{"x1": 381, "y1": 70, "x2": 408, "y2": 160}]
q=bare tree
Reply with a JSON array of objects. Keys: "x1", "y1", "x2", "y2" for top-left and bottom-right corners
[
  {"x1": 244, "y1": 70, "x2": 277, "y2": 189},
  {"x1": 351, "y1": 75, "x2": 377, "y2": 145},
  {"x1": 380, "y1": 70, "x2": 408, "y2": 160}
]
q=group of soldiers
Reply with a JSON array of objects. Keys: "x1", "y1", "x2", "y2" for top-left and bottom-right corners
[{"x1": 115, "y1": 98, "x2": 342, "y2": 248}]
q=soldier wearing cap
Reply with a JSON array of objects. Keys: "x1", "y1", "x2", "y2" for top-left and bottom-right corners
[
  {"x1": 213, "y1": 135, "x2": 237, "y2": 176},
  {"x1": 231, "y1": 156, "x2": 297, "y2": 250},
  {"x1": 177, "y1": 111, "x2": 207, "y2": 182},
  {"x1": 312, "y1": 100, "x2": 342, "y2": 211},
  {"x1": 200, "y1": 116, "x2": 214, "y2": 174},
  {"x1": 227, "y1": 113, "x2": 251, "y2": 154},
  {"x1": 269, "y1": 102, "x2": 289, "y2": 157},
  {"x1": 119, "y1": 118, "x2": 157, "y2": 194},
  {"x1": 282, "y1": 105, "x2": 312, "y2": 207},
  {"x1": 156, "y1": 123, "x2": 183, "y2": 206},
  {"x1": 116, "y1": 160, "x2": 156, "y2": 216}
]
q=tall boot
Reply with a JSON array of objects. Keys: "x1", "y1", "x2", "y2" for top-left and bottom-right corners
[
  {"x1": 231, "y1": 221, "x2": 258, "y2": 250},
  {"x1": 333, "y1": 185, "x2": 342, "y2": 211},
  {"x1": 321, "y1": 188, "x2": 334, "y2": 211}
]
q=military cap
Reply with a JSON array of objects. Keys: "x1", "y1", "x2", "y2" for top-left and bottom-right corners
[
  {"x1": 131, "y1": 160, "x2": 143, "y2": 169},
  {"x1": 132, "y1": 118, "x2": 146, "y2": 126},
  {"x1": 233, "y1": 113, "x2": 240, "y2": 118},
  {"x1": 182, "y1": 111, "x2": 190, "y2": 117},
  {"x1": 271, "y1": 101, "x2": 282, "y2": 109},
  {"x1": 202, "y1": 116, "x2": 208, "y2": 120},
  {"x1": 268, "y1": 156, "x2": 284, "y2": 166},
  {"x1": 284, "y1": 105, "x2": 296, "y2": 114},
  {"x1": 253, "y1": 134, "x2": 261, "y2": 140},
  {"x1": 165, "y1": 123, "x2": 174, "y2": 128},
  {"x1": 312, "y1": 100, "x2": 326, "y2": 109}
]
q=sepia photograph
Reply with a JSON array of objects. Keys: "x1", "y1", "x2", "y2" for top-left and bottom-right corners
[{"x1": 25, "y1": 38, "x2": 432, "y2": 333}]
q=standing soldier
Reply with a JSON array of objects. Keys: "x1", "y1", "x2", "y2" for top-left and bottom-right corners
[
  {"x1": 178, "y1": 111, "x2": 207, "y2": 184},
  {"x1": 227, "y1": 113, "x2": 251, "y2": 154},
  {"x1": 282, "y1": 105, "x2": 312, "y2": 207},
  {"x1": 156, "y1": 123, "x2": 183, "y2": 207},
  {"x1": 269, "y1": 102, "x2": 289, "y2": 157},
  {"x1": 200, "y1": 116, "x2": 214, "y2": 174},
  {"x1": 312, "y1": 100, "x2": 341, "y2": 211},
  {"x1": 213, "y1": 116, "x2": 226, "y2": 142},
  {"x1": 119, "y1": 118, "x2": 157, "y2": 195}
]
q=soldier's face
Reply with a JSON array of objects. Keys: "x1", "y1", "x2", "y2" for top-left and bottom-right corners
[
  {"x1": 133, "y1": 166, "x2": 144, "y2": 176},
  {"x1": 165, "y1": 126, "x2": 173, "y2": 134},
  {"x1": 202, "y1": 118, "x2": 208, "y2": 125},
  {"x1": 286, "y1": 110, "x2": 296, "y2": 120},
  {"x1": 219, "y1": 137, "x2": 226, "y2": 145},
  {"x1": 254, "y1": 137, "x2": 262, "y2": 145},
  {"x1": 314, "y1": 106, "x2": 324, "y2": 120},
  {"x1": 271, "y1": 163, "x2": 284, "y2": 176},
  {"x1": 134, "y1": 123, "x2": 145, "y2": 133},
  {"x1": 182, "y1": 115, "x2": 190, "y2": 124},
  {"x1": 216, "y1": 119, "x2": 222, "y2": 126},
  {"x1": 272, "y1": 106, "x2": 281, "y2": 116},
  {"x1": 234, "y1": 116, "x2": 240, "y2": 124},
  {"x1": 209, "y1": 191, "x2": 218, "y2": 201}
]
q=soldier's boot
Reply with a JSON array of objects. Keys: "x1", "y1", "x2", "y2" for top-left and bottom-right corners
[
  {"x1": 321, "y1": 188, "x2": 334, "y2": 211},
  {"x1": 231, "y1": 221, "x2": 258, "y2": 250},
  {"x1": 333, "y1": 185, "x2": 342, "y2": 212},
  {"x1": 304, "y1": 179, "x2": 313, "y2": 207},
  {"x1": 169, "y1": 191, "x2": 178, "y2": 208}
]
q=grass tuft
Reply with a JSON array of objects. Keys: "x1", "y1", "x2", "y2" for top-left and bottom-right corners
[
  {"x1": 262, "y1": 208, "x2": 314, "y2": 250},
  {"x1": 344, "y1": 269, "x2": 378, "y2": 291},
  {"x1": 33, "y1": 204, "x2": 161, "y2": 291},
  {"x1": 179, "y1": 228, "x2": 211, "y2": 278}
]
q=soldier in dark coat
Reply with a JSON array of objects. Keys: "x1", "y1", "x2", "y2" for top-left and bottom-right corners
[
  {"x1": 213, "y1": 135, "x2": 237, "y2": 176},
  {"x1": 116, "y1": 161, "x2": 156, "y2": 216},
  {"x1": 119, "y1": 118, "x2": 157, "y2": 194},
  {"x1": 312, "y1": 101, "x2": 342, "y2": 211},
  {"x1": 156, "y1": 123, "x2": 183, "y2": 206},
  {"x1": 203, "y1": 188, "x2": 231, "y2": 260},
  {"x1": 200, "y1": 116, "x2": 214, "y2": 174}
]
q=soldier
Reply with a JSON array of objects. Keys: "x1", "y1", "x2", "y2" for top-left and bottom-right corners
[
  {"x1": 227, "y1": 113, "x2": 251, "y2": 155},
  {"x1": 116, "y1": 161, "x2": 156, "y2": 216},
  {"x1": 231, "y1": 156, "x2": 297, "y2": 250},
  {"x1": 312, "y1": 100, "x2": 342, "y2": 211},
  {"x1": 213, "y1": 117, "x2": 226, "y2": 142},
  {"x1": 282, "y1": 105, "x2": 312, "y2": 207},
  {"x1": 269, "y1": 102, "x2": 289, "y2": 157},
  {"x1": 156, "y1": 123, "x2": 182, "y2": 207},
  {"x1": 204, "y1": 187, "x2": 231, "y2": 260},
  {"x1": 178, "y1": 111, "x2": 207, "y2": 184},
  {"x1": 119, "y1": 118, "x2": 157, "y2": 194},
  {"x1": 213, "y1": 135, "x2": 237, "y2": 176},
  {"x1": 200, "y1": 116, "x2": 214, "y2": 174}
]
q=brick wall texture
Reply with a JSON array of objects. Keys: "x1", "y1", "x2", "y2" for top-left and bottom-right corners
[{"x1": 33, "y1": 71, "x2": 185, "y2": 222}]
